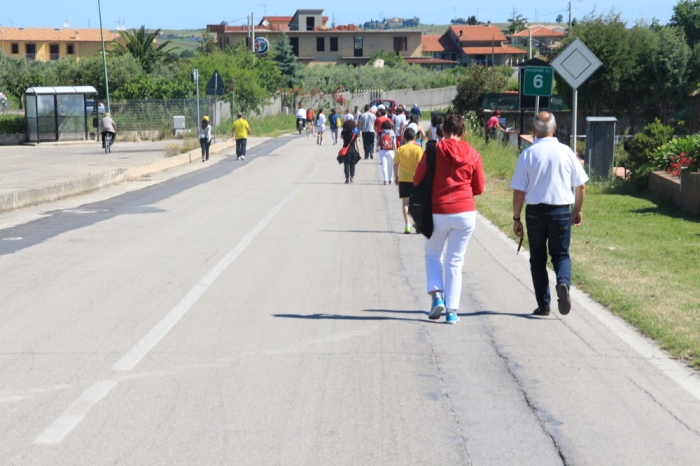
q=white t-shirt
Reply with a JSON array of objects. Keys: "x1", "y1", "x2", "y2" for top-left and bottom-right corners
[
  {"x1": 429, "y1": 125, "x2": 439, "y2": 141},
  {"x1": 343, "y1": 113, "x2": 354, "y2": 121},
  {"x1": 316, "y1": 114, "x2": 326, "y2": 128},
  {"x1": 394, "y1": 114, "x2": 406, "y2": 135},
  {"x1": 509, "y1": 137, "x2": 589, "y2": 205},
  {"x1": 295, "y1": 108, "x2": 306, "y2": 119},
  {"x1": 406, "y1": 122, "x2": 420, "y2": 135}
]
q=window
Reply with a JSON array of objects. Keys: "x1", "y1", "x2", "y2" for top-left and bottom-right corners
[
  {"x1": 354, "y1": 36, "x2": 363, "y2": 57},
  {"x1": 50, "y1": 44, "x2": 59, "y2": 61},
  {"x1": 11, "y1": 43, "x2": 19, "y2": 54},
  {"x1": 330, "y1": 37, "x2": 338, "y2": 52},
  {"x1": 393, "y1": 37, "x2": 408, "y2": 53},
  {"x1": 306, "y1": 17, "x2": 315, "y2": 31},
  {"x1": 290, "y1": 37, "x2": 299, "y2": 57},
  {"x1": 25, "y1": 43, "x2": 36, "y2": 61},
  {"x1": 67, "y1": 44, "x2": 75, "y2": 55},
  {"x1": 316, "y1": 37, "x2": 325, "y2": 52}
]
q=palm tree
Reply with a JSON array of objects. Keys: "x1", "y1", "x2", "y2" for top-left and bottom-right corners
[{"x1": 108, "y1": 26, "x2": 176, "y2": 72}]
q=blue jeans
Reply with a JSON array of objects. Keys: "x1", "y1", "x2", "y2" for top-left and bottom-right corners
[
  {"x1": 525, "y1": 204, "x2": 572, "y2": 310},
  {"x1": 236, "y1": 138, "x2": 247, "y2": 157}
]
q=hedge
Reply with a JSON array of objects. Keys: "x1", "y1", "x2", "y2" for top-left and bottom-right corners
[{"x1": 0, "y1": 114, "x2": 24, "y2": 134}]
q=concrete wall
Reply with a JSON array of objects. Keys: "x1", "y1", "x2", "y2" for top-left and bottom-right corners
[
  {"x1": 0, "y1": 133, "x2": 28, "y2": 146},
  {"x1": 648, "y1": 171, "x2": 700, "y2": 215},
  {"x1": 380, "y1": 87, "x2": 457, "y2": 111}
]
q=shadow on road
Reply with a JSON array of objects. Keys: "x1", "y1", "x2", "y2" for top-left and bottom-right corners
[
  {"x1": 272, "y1": 312, "x2": 434, "y2": 323},
  {"x1": 319, "y1": 229, "x2": 403, "y2": 235},
  {"x1": 460, "y1": 310, "x2": 541, "y2": 320}
]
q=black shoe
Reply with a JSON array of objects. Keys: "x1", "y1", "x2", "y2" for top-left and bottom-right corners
[
  {"x1": 556, "y1": 283, "x2": 571, "y2": 315},
  {"x1": 370, "y1": 154, "x2": 374, "y2": 159},
  {"x1": 364, "y1": 156, "x2": 369, "y2": 159},
  {"x1": 532, "y1": 307, "x2": 550, "y2": 316}
]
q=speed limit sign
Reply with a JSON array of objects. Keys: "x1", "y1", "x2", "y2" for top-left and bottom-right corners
[{"x1": 523, "y1": 67, "x2": 553, "y2": 97}]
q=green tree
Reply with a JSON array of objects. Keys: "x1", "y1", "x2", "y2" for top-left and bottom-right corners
[
  {"x1": 273, "y1": 34, "x2": 301, "y2": 88},
  {"x1": 108, "y1": 26, "x2": 176, "y2": 73},
  {"x1": 368, "y1": 49, "x2": 405, "y2": 68},
  {"x1": 507, "y1": 13, "x2": 527, "y2": 34},
  {"x1": 452, "y1": 65, "x2": 509, "y2": 113},
  {"x1": 196, "y1": 32, "x2": 220, "y2": 55},
  {"x1": 651, "y1": 27, "x2": 691, "y2": 123},
  {"x1": 112, "y1": 74, "x2": 195, "y2": 99},
  {"x1": 0, "y1": 56, "x2": 45, "y2": 109},
  {"x1": 671, "y1": 0, "x2": 700, "y2": 46}
]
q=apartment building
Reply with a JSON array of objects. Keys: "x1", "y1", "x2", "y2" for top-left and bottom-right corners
[
  {"x1": 0, "y1": 27, "x2": 119, "y2": 62},
  {"x1": 422, "y1": 25, "x2": 526, "y2": 66},
  {"x1": 509, "y1": 26, "x2": 566, "y2": 58}
]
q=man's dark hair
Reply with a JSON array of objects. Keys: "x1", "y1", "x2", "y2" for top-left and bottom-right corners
[
  {"x1": 378, "y1": 109, "x2": 386, "y2": 117},
  {"x1": 403, "y1": 128, "x2": 416, "y2": 141},
  {"x1": 364, "y1": 104, "x2": 370, "y2": 111},
  {"x1": 381, "y1": 120, "x2": 392, "y2": 130},
  {"x1": 431, "y1": 114, "x2": 443, "y2": 127},
  {"x1": 443, "y1": 114, "x2": 465, "y2": 137}
]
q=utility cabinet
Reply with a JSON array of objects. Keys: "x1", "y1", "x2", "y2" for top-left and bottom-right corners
[{"x1": 585, "y1": 117, "x2": 617, "y2": 179}]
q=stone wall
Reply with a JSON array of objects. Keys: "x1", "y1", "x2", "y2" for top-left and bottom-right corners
[{"x1": 648, "y1": 171, "x2": 700, "y2": 215}]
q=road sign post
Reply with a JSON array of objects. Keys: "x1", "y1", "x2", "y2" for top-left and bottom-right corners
[
  {"x1": 550, "y1": 38, "x2": 602, "y2": 152},
  {"x1": 193, "y1": 69, "x2": 200, "y2": 130},
  {"x1": 206, "y1": 70, "x2": 225, "y2": 145},
  {"x1": 230, "y1": 78, "x2": 235, "y2": 128}
]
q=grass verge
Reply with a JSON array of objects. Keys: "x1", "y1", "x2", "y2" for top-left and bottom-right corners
[
  {"x1": 470, "y1": 131, "x2": 700, "y2": 369},
  {"x1": 217, "y1": 114, "x2": 297, "y2": 138}
]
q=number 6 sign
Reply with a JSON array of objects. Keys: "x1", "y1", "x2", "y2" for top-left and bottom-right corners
[{"x1": 523, "y1": 67, "x2": 553, "y2": 97}]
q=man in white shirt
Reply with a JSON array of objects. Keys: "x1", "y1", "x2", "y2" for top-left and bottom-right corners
[
  {"x1": 343, "y1": 109, "x2": 354, "y2": 121},
  {"x1": 393, "y1": 108, "x2": 407, "y2": 147},
  {"x1": 358, "y1": 104, "x2": 377, "y2": 160},
  {"x1": 295, "y1": 105, "x2": 306, "y2": 132},
  {"x1": 510, "y1": 112, "x2": 588, "y2": 317}
]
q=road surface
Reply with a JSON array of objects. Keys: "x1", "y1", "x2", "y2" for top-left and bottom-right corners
[{"x1": 1, "y1": 135, "x2": 699, "y2": 465}]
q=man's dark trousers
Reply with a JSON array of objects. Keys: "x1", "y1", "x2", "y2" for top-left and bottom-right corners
[
  {"x1": 525, "y1": 204, "x2": 572, "y2": 311},
  {"x1": 362, "y1": 132, "x2": 375, "y2": 159},
  {"x1": 236, "y1": 138, "x2": 247, "y2": 157}
]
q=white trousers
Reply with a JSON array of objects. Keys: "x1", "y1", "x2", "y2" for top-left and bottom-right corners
[
  {"x1": 424, "y1": 211, "x2": 477, "y2": 310},
  {"x1": 380, "y1": 150, "x2": 395, "y2": 182}
]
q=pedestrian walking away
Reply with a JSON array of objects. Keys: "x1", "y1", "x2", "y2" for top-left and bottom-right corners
[
  {"x1": 100, "y1": 112, "x2": 117, "y2": 149},
  {"x1": 339, "y1": 119, "x2": 361, "y2": 184},
  {"x1": 393, "y1": 128, "x2": 425, "y2": 233},
  {"x1": 410, "y1": 103, "x2": 422, "y2": 119},
  {"x1": 413, "y1": 114, "x2": 484, "y2": 324},
  {"x1": 378, "y1": 120, "x2": 396, "y2": 185},
  {"x1": 343, "y1": 108, "x2": 355, "y2": 121},
  {"x1": 329, "y1": 108, "x2": 340, "y2": 145},
  {"x1": 394, "y1": 108, "x2": 407, "y2": 148},
  {"x1": 316, "y1": 108, "x2": 326, "y2": 145},
  {"x1": 510, "y1": 111, "x2": 588, "y2": 317},
  {"x1": 406, "y1": 114, "x2": 426, "y2": 146},
  {"x1": 429, "y1": 114, "x2": 443, "y2": 141},
  {"x1": 306, "y1": 107, "x2": 316, "y2": 135},
  {"x1": 199, "y1": 116, "x2": 212, "y2": 162},
  {"x1": 358, "y1": 104, "x2": 376, "y2": 160},
  {"x1": 353, "y1": 105, "x2": 361, "y2": 122},
  {"x1": 232, "y1": 112, "x2": 251, "y2": 161}
]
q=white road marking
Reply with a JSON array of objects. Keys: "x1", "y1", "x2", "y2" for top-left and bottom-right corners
[
  {"x1": 112, "y1": 162, "x2": 320, "y2": 371},
  {"x1": 2, "y1": 237, "x2": 22, "y2": 241},
  {"x1": 477, "y1": 212, "x2": 700, "y2": 403},
  {"x1": 33, "y1": 381, "x2": 118, "y2": 444}
]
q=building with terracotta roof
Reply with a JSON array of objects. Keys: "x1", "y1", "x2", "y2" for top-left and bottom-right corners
[
  {"x1": 509, "y1": 26, "x2": 566, "y2": 57},
  {"x1": 0, "y1": 27, "x2": 120, "y2": 62},
  {"x1": 420, "y1": 25, "x2": 526, "y2": 66}
]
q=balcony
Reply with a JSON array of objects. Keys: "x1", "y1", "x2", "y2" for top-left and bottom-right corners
[
  {"x1": 50, "y1": 53, "x2": 60, "y2": 61},
  {"x1": 26, "y1": 53, "x2": 36, "y2": 61}
]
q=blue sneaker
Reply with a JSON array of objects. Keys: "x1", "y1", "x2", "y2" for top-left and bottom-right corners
[
  {"x1": 429, "y1": 293, "x2": 445, "y2": 320},
  {"x1": 446, "y1": 310, "x2": 459, "y2": 325}
]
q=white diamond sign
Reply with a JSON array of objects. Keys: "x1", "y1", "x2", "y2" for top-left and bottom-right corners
[{"x1": 550, "y1": 38, "x2": 602, "y2": 90}]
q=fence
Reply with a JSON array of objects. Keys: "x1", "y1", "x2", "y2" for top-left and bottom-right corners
[{"x1": 105, "y1": 98, "x2": 227, "y2": 133}]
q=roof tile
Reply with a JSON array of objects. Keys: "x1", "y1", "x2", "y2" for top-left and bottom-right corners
[
  {"x1": 449, "y1": 25, "x2": 506, "y2": 42},
  {"x1": 0, "y1": 27, "x2": 117, "y2": 42}
]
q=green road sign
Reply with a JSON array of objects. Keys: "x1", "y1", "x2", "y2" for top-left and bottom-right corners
[{"x1": 523, "y1": 67, "x2": 553, "y2": 97}]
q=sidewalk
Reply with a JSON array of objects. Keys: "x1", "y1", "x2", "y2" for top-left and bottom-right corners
[{"x1": 0, "y1": 137, "x2": 267, "y2": 214}]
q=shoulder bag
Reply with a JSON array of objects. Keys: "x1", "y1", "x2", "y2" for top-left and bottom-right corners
[
  {"x1": 409, "y1": 140, "x2": 437, "y2": 238},
  {"x1": 337, "y1": 132, "x2": 356, "y2": 163}
]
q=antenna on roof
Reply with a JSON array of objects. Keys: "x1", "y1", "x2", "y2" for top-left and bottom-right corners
[{"x1": 64, "y1": 20, "x2": 69, "y2": 28}]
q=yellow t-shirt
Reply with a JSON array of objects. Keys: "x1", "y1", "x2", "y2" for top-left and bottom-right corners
[
  {"x1": 232, "y1": 118, "x2": 250, "y2": 139},
  {"x1": 394, "y1": 142, "x2": 424, "y2": 182}
]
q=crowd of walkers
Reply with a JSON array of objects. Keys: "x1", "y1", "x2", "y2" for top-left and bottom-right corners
[{"x1": 299, "y1": 103, "x2": 588, "y2": 325}]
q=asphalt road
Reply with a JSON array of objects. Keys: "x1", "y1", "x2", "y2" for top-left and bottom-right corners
[{"x1": 1, "y1": 135, "x2": 700, "y2": 465}]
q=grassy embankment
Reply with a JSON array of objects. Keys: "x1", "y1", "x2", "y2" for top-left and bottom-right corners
[{"x1": 471, "y1": 132, "x2": 700, "y2": 369}]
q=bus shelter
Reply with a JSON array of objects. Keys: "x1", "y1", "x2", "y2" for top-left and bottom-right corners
[{"x1": 25, "y1": 86, "x2": 97, "y2": 143}]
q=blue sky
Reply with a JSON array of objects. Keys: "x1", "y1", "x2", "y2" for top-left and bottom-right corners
[{"x1": 0, "y1": 0, "x2": 677, "y2": 30}]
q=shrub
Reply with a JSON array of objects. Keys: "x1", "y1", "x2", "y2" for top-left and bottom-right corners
[
  {"x1": 452, "y1": 66, "x2": 509, "y2": 113},
  {"x1": 626, "y1": 119, "x2": 673, "y2": 169},
  {"x1": 649, "y1": 133, "x2": 700, "y2": 175},
  {"x1": 0, "y1": 114, "x2": 25, "y2": 134}
]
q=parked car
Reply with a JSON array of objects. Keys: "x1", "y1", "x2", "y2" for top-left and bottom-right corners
[
  {"x1": 369, "y1": 99, "x2": 397, "y2": 110},
  {"x1": 86, "y1": 100, "x2": 106, "y2": 114},
  {"x1": 0, "y1": 92, "x2": 9, "y2": 112}
]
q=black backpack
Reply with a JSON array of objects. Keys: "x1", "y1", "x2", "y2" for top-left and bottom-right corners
[{"x1": 408, "y1": 140, "x2": 437, "y2": 238}]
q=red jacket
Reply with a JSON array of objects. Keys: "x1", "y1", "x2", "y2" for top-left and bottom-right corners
[
  {"x1": 413, "y1": 138, "x2": 485, "y2": 214},
  {"x1": 375, "y1": 116, "x2": 390, "y2": 133}
]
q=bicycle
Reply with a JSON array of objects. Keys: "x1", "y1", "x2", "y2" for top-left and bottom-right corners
[
  {"x1": 104, "y1": 133, "x2": 113, "y2": 153},
  {"x1": 305, "y1": 122, "x2": 312, "y2": 137},
  {"x1": 297, "y1": 118, "x2": 304, "y2": 135}
]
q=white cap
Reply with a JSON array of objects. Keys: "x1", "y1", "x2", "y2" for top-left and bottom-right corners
[
  {"x1": 371, "y1": 105, "x2": 377, "y2": 113},
  {"x1": 378, "y1": 104, "x2": 385, "y2": 110}
]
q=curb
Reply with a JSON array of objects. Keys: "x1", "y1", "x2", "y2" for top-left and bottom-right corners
[{"x1": 0, "y1": 139, "x2": 236, "y2": 214}]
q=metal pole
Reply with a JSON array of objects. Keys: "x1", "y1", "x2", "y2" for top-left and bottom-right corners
[
  {"x1": 568, "y1": 2, "x2": 572, "y2": 36},
  {"x1": 213, "y1": 74, "x2": 217, "y2": 145},
  {"x1": 528, "y1": 29, "x2": 532, "y2": 59},
  {"x1": 535, "y1": 96, "x2": 540, "y2": 114},
  {"x1": 572, "y1": 88, "x2": 578, "y2": 152},
  {"x1": 251, "y1": 13, "x2": 255, "y2": 51},
  {"x1": 97, "y1": 0, "x2": 110, "y2": 113},
  {"x1": 194, "y1": 69, "x2": 200, "y2": 130}
]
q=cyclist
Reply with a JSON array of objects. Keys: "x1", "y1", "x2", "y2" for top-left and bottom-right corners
[
  {"x1": 306, "y1": 107, "x2": 315, "y2": 136},
  {"x1": 295, "y1": 105, "x2": 306, "y2": 133},
  {"x1": 100, "y1": 112, "x2": 117, "y2": 149}
]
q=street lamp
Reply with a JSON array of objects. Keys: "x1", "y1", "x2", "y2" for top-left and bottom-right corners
[{"x1": 97, "y1": 0, "x2": 110, "y2": 113}]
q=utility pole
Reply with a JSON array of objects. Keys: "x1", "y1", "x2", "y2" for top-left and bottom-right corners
[
  {"x1": 97, "y1": 0, "x2": 110, "y2": 113},
  {"x1": 528, "y1": 28, "x2": 532, "y2": 59},
  {"x1": 251, "y1": 13, "x2": 255, "y2": 51},
  {"x1": 568, "y1": 2, "x2": 572, "y2": 36}
]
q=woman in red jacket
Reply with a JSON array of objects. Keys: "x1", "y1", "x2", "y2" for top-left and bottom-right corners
[{"x1": 413, "y1": 114, "x2": 485, "y2": 324}]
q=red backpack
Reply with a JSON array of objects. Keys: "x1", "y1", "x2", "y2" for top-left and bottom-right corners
[{"x1": 380, "y1": 131, "x2": 394, "y2": 151}]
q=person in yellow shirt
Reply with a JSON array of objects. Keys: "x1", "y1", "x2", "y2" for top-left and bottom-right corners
[
  {"x1": 393, "y1": 128, "x2": 425, "y2": 234},
  {"x1": 232, "y1": 112, "x2": 251, "y2": 161}
]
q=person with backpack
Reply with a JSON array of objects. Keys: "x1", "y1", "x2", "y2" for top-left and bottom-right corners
[
  {"x1": 329, "y1": 109, "x2": 340, "y2": 145},
  {"x1": 413, "y1": 114, "x2": 485, "y2": 324},
  {"x1": 378, "y1": 120, "x2": 396, "y2": 185},
  {"x1": 339, "y1": 119, "x2": 361, "y2": 184},
  {"x1": 393, "y1": 128, "x2": 424, "y2": 233}
]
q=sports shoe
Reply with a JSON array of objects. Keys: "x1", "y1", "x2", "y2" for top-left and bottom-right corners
[
  {"x1": 428, "y1": 292, "x2": 445, "y2": 320},
  {"x1": 556, "y1": 283, "x2": 571, "y2": 315},
  {"x1": 241, "y1": 155, "x2": 245, "y2": 161},
  {"x1": 532, "y1": 307, "x2": 550, "y2": 316},
  {"x1": 446, "y1": 310, "x2": 459, "y2": 324},
  {"x1": 404, "y1": 225, "x2": 411, "y2": 234},
  {"x1": 350, "y1": 177, "x2": 354, "y2": 183},
  {"x1": 345, "y1": 178, "x2": 349, "y2": 184}
]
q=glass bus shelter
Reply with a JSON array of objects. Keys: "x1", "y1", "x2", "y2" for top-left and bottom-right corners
[{"x1": 25, "y1": 86, "x2": 98, "y2": 143}]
